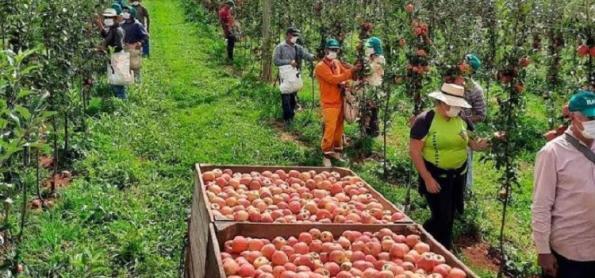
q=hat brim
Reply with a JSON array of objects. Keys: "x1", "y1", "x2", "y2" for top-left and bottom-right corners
[
  {"x1": 582, "y1": 107, "x2": 595, "y2": 117},
  {"x1": 326, "y1": 46, "x2": 341, "y2": 50},
  {"x1": 429, "y1": 91, "x2": 471, "y2": 108},
  {"x1": 103, "y1": 13, "x2": 117, "y2": 17}
]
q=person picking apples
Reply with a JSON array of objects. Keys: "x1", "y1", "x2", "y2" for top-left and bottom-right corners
[
  {"x1": 357, "y1": 36, "x2": 386, "y2": 137},
  {"x1": 273, "y1": 27, "x2": 315, "y2": 128},
  {"x1": 315, "y1": 39, "x2": 362, "y2": 167},
  {"x1": 121, "y1": 5, "x2": 148, "y2": 82},
  {"x1": 409, "y1": 83, "x2": 489, "y2": 250},
  {"x1": 447, "y1": 54, "x2": 487, "y2": 196},
  {"x1": 131, "y1": 0, "x2": 150, "y2": 57},
  {"x1": 219, "y1": 0, "x2": 237, "y2": 63},
  {"x1": 532, "y1": 90, "x2": 595, "y2": 278}
]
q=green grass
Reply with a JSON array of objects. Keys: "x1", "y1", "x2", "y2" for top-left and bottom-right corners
[
  {"x1": 17, "y1": 0, "x2": 549, "y2": 277},
  {"x1": 19, "y1": 0, "x2": 309, "y2": 276}
]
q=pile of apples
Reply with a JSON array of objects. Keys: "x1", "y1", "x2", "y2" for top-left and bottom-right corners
[
  {"x1": 220, "y1": 228, "x2": 467, "y2": 278},
  {"x1": 202, "y1": 169, "x2": 406, "y2": 224}
]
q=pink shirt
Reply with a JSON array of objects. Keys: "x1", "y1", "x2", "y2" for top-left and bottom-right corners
[{"x1": 532, "y1": 130, "x2": 595, "y2": 261}]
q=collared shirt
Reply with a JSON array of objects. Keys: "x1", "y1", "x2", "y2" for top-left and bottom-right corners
[
  {"x1": 273, "y1": 42, "x2": 314, "y2": 68},
  {"x1": 532, "y1": 130, "x2": 595, "y2": 261}
]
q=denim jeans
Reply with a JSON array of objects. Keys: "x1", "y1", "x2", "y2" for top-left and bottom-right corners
[
  {"x1": 281, "y1": 92, "x2": 297, "y2": 122},
  {"x1": 226, "y1": 34, "x2": 236, "y2": 61},
  {"x1": 142, "y1": 38, "x2": 150, "y2": 57},
  {"x1": 466, "y1": 149, "x2": 473, "y2": 192},
  {"x1": 112, "y1": 85, "x2": 127, "y2": 99}
]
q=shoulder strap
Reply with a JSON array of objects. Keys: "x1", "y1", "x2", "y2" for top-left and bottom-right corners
[{"x1": 565, "y1": 133, "x2": 595, "y2": 163}]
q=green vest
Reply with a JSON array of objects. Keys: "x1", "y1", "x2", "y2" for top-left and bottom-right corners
[{"x1": 422, "y1": 110, "x2": 469, "y2": 169}]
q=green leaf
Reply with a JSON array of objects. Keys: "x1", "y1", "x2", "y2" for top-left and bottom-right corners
[{"x1": 14, "y1": 105, "x2": 31, "y2": 120}]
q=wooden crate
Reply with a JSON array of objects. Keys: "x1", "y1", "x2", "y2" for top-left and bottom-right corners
[
  {"x1": 187, "y1": 164, "x2": 414, "y2": 278},
  {"x1": 195, "y1": 164, "x2": 413, "y2": 223},
  {"x1": 205, "y1": 222, "x2": 478, "y2": 278}
]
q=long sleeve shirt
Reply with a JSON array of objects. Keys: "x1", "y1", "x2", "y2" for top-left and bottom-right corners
[
  {"x1": 101, "y1": 26, "x2": 125, "y2": 53},
  {"x1": 135, "y1": 5, "x2": 150, "y2": 32},
  {"x1": 273, "y1": 42, "x2": 314, "y2": 69},
  {"x1": 532, "y1": 130, "x2": 595, "y2": 262},
  {"x1": 461, "y1": 80, "x2": 486, "y2": 124},
  {"x1": 218, "y1": 6, "x2": 234, "y2": 36},
  {"x1": 121, "y1": 19, "x2": 148, "y2": 44},
  {"x1": 315, "y1": 59, "x2": 352, "y2": 109}
]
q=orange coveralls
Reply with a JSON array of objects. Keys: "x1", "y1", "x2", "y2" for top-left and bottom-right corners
[{"x1": 314, "y1": 58, "x2": 353, "y2": 154}]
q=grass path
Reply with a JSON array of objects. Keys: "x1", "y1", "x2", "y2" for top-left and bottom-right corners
[{"x1": 19, "y1": 0, "x2": 306, "y2": 276}]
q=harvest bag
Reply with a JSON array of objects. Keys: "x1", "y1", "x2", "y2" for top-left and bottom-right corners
[
  {"x1": 126, "y1": 45, "x2": 142, "y2": 71},
  {"x1": 107, "y1": 51, "x2": 134, "y2": 86},
  {"x1": 279, "y1": 65, "x2": 304, "y2": 94},
  {"x1": 342, "y1": 85, "x2": 359, "y2": 123}
]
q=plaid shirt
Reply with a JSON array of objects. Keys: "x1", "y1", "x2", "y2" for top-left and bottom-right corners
[{"x1": 461, "y1": 80, "x2": 486, "y2": 123}]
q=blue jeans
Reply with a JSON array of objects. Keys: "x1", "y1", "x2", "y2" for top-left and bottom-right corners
[
  {"x1": 112, "y1": 85, "x2": 127, "y2": 99},
  {"x1": 281, "y1": 92, "x2": 297, "y2": 122},
  {"x1": 466, "y1": 149, "x2": 473, "y2": 192},
  {"x1": 143, "y1": 39, "x2": 150, "y2": 57}
]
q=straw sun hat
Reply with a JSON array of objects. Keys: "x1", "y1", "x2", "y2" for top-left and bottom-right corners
[{"x1": 429, "y1": 83, "x2": 471, "y2": 108}]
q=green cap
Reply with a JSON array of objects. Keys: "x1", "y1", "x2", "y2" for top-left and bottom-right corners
[
  {"x1": 365, "y1": 36, "x2": 383, "y2": 55},
  {"x1": 325, "y1": 39, "x2": 341, "y2": 49},
  {"x1": 111, "y1": 2, "x2": 122, "y2": 15},
  {"x1": 568, "y1": 90, "x2": 595, "y2": 117},
  {"x1": 465, "y1": 54, "x2": 481, "y2": 71},
  {"x1": 123, "y1": 5, "x2": 137, "y2": 18}
]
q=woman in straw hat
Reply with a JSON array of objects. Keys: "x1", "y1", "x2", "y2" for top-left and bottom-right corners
[{"x1": 409, "y1": 83, "x2": 489, "y2": 249}]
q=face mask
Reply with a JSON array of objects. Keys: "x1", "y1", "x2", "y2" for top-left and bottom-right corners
[
  {"x1": 365, "y1": 47, "x2": 375, "y2": 57},
  {"x1": 104, "y1": 18, "x2": 114, "y2": 27},
  {"x1": 122, "y1": 12, "x2": 131, "y2": 20},
  {"x1": 581, "y1": 120, "x2": 595, "y2": 139},
  {"x1": 326, "y1": 51, "x2": 337, "y2": 60},
  {"x1": 446, "y1": 106, "x2": 462, "y2": 118},
  {"x1": 290, "y1": 36, "x2": 298, "y2": 44}
]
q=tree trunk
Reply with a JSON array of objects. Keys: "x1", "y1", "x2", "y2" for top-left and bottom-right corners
[{"x1": 260, "y1": 0, "x2": 273, "y2": 82}]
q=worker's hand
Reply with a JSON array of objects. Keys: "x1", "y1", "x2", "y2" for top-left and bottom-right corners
[
  {"x1": 538, "y1": 254, "x2": 557, "y2": 278},
  {"x1": 408, "y1": 115, "x2": 417, "y2": 127},
  {"x1": 136, "y1": 42, "x2": 143, "y2": 49},
  {"x1": 470, "y1": 138, "x2": 490, "y2": 151},
  {"x1": 423, "y1": 176, "x2": 441, "y2": 194},
  {"x1": 353, "y1": 62, "x2": 363, "y2": 72},
  {"x1": 94, "y1": 15, "x2": 103, "y2": 27},
  {"x1": 290, "y1": 60, "x2": 298, "y2": 68}
]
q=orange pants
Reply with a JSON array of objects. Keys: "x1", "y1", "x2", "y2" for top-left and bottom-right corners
[{"x1": 321, "y1": 106, "x2": 344, "y2": 153}]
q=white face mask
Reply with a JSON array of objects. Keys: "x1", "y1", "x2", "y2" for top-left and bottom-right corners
[
  {"x1": 104, "y1": 18, "x2": 115, "y2": 27},
  {"x1": 290, "y1": 36, "x2": 298, "y2": 44},
  {"x1": 365, "y1": 47, "x2": 375, "y2": 57},
  {"x1": 326, "y1": 51, "x2": 337, "y2": 60},
  {"x1": 446, "y1": 106, "x2": 462, "y2": 118},
  {"x1": 581, "y1": 120, "x2": 595, "y2": 139},
  {"x1": 122, "y1": 12, "x2": 131, "y2": 20}
]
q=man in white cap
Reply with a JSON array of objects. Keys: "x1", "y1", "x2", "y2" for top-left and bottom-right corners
[
  {"x1": 409, "y1": 83, "x2": 489, "y2": 249},
  {"x1": 532, "y1": 90, "x2": 595, "y2": 278},
  {"x1": 96, "y1": 8, "x2": 127, "y2": 99}
]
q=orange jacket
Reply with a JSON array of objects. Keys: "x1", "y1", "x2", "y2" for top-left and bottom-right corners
[{"x1": 315, "y1": 59, "x2": 353, "y2": 108}]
